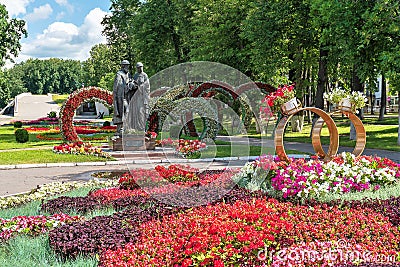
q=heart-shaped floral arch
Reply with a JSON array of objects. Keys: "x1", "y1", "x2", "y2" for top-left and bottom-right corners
[{"x1": 59, "y1": 87, "x2": 113, "y2": 142}]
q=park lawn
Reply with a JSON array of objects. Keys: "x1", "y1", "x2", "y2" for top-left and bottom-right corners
[
  {"x1": 51, "y1": 94, "x2": 69, "y2": 106},
  {"x1": 0, "y1": 126, "x2": 110, "y2": 150},
  {"x1": 196, "y1": 144, "x2": 308, "y2": 158},
  {"x1": 283, "y1": 122, "x2": 400, "y2": 152},
  {"x1": 247, "y1": 115, "x2": 400, "y2": 152},
  {"x1": 0, "y1": 127, "x2": 60, "y2": 150},
  {"x1": 0, "y1": 150, "x2": 111, "y2": 165}
]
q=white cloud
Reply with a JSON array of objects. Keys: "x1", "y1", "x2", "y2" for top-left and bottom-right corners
[
  {"x1": 54, "y1": 0, "x2": 73, "y2": 12},
  {"x1": 24, "y1": 4, "x2": 53, "y2": 22},
  {"x1": 55, "y1": 0, "x2": 68, "y2": 5},
  {"x1": 0, "y1": 0, "x2": 33, "y2": 17},
  {"x1": 20, "y1": 8, "x2": 109, "y2": 61}
]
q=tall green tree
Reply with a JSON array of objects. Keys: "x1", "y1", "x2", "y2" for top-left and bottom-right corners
[
  {"x1": 360, "y1": 0, "x2": 400, "y2": 121},
  {"x1": 102, "y1": 0, "x2": 142, "y2": 65},
  {"x1": 0, "y1": 68, "x2": 26, "y2": 108},
  {"x1": 102, "y1": 0, "x2": 195, "y2": 76},
  {"x1": 16, "y1": 58, "x2": 83, "y2": 94},
  {"x1": 243, "y1": 0, "x2": 318, "y2": 88},
  {"x1": 190, "y1": 0, "x2": 252, "y2": 77},
  {"x1": 82, "y1": 44, "x2": 116, "y2": 87},
  {"x1": 0, "y1": 4, "x2": 27, "y2": 67}
]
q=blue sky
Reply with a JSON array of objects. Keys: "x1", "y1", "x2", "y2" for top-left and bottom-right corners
[{"x1": 0, "y1": 0, "x2": 111, "y2": 67}]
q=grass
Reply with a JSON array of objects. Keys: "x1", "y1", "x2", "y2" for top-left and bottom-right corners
[
  {"x1": 0, "y1": 235, "x2": 98, "y2": 267},
  {"x1": 0, "y1": 184, "x2": 117, "y2": 267},
  {"x1": 0, "y1": 126, "x2": 110, "y2": 150},
  {"x1": 192, "y1": 143, "x2": 308, "y2": 159},
  {"x1": 0, "y1": 150, "x2": 111, "y2": 165},
  {"x1": 248, "y1": 114, "x2": 400, "y2": 152},
  {"x1": 51, "y1": 94, "x2": 69, "y2": 106},
  {"x1": 315, "y1": 181, "x2": 400, "y2": 203},
  {"x1": 283, "y1": 121, "x2": 399, "y2": 152}
]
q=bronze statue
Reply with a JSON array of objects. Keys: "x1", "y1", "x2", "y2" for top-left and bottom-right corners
[
  {"x1": 112, "y1": 60, "x2": 131, "y2": 135},
  {"x1": 125, "y1": 62, "x2": 150, "y2": 132}
]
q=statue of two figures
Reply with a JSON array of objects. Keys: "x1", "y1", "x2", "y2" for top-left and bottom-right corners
[{"x1": 112, "y1": 60, "x2": 150, "y2": 150}]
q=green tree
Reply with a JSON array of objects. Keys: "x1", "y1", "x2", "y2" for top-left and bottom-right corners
[
  {"x1": 102, "y1": 0, "x2": 142, "y2": 65},
  {"x1": 17, "y1": 58, "x2": 83, "y2": 94},
  {"x1": 98, "y1": 72, "x2": 115, "y2": 91},
  {"x1": 102, "y1": 0, "x2": 195, "y2": 76},
  {"x1": 0, "y1": 68, "x2": 27, "y2": 108},
  {"x1": 0, "y1": 4, "x2": 27, "y2": 67},
  {"x1": 82, "y1": 44, "x2": 116, "y2": 86},
  {"x1": 191, "y1": 0, "x2": 253, "y2": 77},
  {"x1": 360, "y1": 1, "x2": 400, "y2": 121}
]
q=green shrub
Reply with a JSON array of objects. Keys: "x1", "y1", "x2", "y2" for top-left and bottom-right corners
[
  {"x1": 15, "y1": 128, "x2": 29, "y2": 143},
  {"x1": 169, "y1": 125, "x2": 182, "y2": 139},
  {"x1": 103, "y1": 121, "x2": 111, "y2": 127},
  {"x1": 13, "y1": 121, "x2": 23, "y2": 128},
  {"x1": 47, "y1": 111, "x2": 57, "y2": 118}
]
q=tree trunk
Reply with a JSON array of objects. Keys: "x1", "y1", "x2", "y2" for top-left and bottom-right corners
[
  {"x1": 306, "y1": 66, "x2": 312, "y2": 123},
  {"x1": 369, "y1": 90, "x2": 374, "y2": 115},
  {"x1": 378, "y1": 74, "x2": 387, "y2": 121},
  {"x1": 166, "y1": 0, "x2": 183, "y2": 63},
  {"x1": 311, "y1": 48, "x2": 328, "y2": 137},
  {"x1": 398, "y1": 90, "x2": 400, "y2": 145},
  {"x1": 315, "y1": 48, "x2": 328, "y2": 110},
  {"x1": 350, "y1": 70, "x2": 364, "y2": 140}
]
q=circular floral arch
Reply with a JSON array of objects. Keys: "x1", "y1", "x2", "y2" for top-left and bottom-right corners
[{"x1": 59, "y1": 87, "x2": 113, "y2": 141}]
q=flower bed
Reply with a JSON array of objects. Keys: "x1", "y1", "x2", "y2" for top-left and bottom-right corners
[
  {"x1": 4, "y1": 158, "x2": 400, "y2": 266},
  {"x1": 176, "y1": 139, "x2": 207, "y2": 158},
  {"x1": 0, "y1": 179, "x2": 117, "y2": 209},
  {"x1": 233, "y1": 152, "x2": 400, "y2": 198},
  {"x1": 99, "y1": 197, "x2": 400, "y2": 266},
  {"x1": 42, "y1": 168, "x2": 233, "y2": 214},
  {"x1": 22, "y1": 116, "x2": 59, "y2": 125},
  {"x1": 26, "y1": 125, "x2": 116, "y2": 135},
  {"x1": 0, "y1": 213, "x2": 81, "y2": 241},
  {"x1": 156, "y1": 138, "x2": 207, "y2": 157},
  {"x1": 48, "y1": 187, "x2": 261, "y2": 258},
  {"x1": 53, "y1": 141, "x2": 111, "y2": 158}
]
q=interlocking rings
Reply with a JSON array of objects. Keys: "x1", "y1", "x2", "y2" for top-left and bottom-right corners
[
  {"x1": 274, "y1": 107, "x2": 366, "y2": 162},
  {"x1": 312, "y1": 110, "x2": 366, "y2": 157},
  {"x1": 275, "y1": 107, "x2": 339, "y2": 162}
]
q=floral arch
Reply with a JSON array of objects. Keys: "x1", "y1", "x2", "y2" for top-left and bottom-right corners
[{"x1": 59, "y1": 87, "x2": 113, "y2": 142}]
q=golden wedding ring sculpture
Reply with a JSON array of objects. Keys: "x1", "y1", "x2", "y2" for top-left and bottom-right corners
[{"x1": 274, "y1": 98, "x2": 366, "y2": 162}]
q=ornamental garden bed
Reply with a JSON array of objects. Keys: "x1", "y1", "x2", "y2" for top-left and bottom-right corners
[{"x1": 1, "y1": 156, "x2": 400, "y2": 266}]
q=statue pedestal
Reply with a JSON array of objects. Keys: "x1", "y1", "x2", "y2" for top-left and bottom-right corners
[
  {"x1": 123, "y1": 134, "x2": 146, "y2": 151},
  {"x1": 112, "y1": 137, "x2": 123, "y2": 151},
  {"x1": 112, "y1": 135, "x2": 155, "y2": 151}
]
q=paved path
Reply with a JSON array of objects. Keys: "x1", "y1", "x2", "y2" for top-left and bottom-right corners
[
  {"x1": 216, "y1": 136, "x2": 400, "y2": 163},
  {"x1": 15, "y1": 94, "x2": 60, "y2": 121},
  {"x1": 0, "y1": 94, "x2": 60, "y2": 125},
  {"x1": 0, "y1": 160, "x2": 250, "y2": 197}
]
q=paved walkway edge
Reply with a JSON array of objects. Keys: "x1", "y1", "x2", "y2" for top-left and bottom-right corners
[
  {"x1": 0, "y1": 157, "x2": 256, "y2": 170},
  {"x1": 0, "y1": 154, "x2": 314, "y2": 170}
]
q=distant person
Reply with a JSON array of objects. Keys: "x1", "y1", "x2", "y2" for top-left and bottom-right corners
[
  {"x1": 125, "y1": 62, "x2": 150, "y2": 132},
  {"x1": 112, "y1": 60, "x2": 131, "y2": 135}
]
